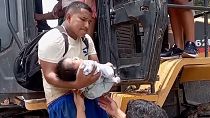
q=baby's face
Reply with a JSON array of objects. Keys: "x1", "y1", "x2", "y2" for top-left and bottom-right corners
[{"x1": 64, "y1": 58, "x2": 81, "y2": 70}]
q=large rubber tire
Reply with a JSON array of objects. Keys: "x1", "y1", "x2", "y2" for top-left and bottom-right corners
[{"x1": 126, "y1": 99, "x2": 168, "y2": 118}]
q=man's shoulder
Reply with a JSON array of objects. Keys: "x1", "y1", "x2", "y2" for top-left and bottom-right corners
[
  {"x1": 43, "y1": 28, "x2": 63, "y2": 38},
  {"x1": 84, "y1": 34, "x2": 93, "y2": 42},
  {"x1": 39, "y1": 28, "x2": 64, "y2": 44}
]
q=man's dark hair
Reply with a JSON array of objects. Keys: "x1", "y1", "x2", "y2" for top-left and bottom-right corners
[
  {"x1": 126, "y1": 99, "x2": 168, "y2": 118},
  {"x1": 57, "y1": 58, "x2": 77, "y2": 81},
  {"x1": 64, "y1": 1, "x2": 92, "y2": 18}
]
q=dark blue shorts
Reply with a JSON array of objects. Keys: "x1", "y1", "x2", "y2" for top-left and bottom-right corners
[{"x1": 48, "y1": 93, "x2": 108, "y2": 118}]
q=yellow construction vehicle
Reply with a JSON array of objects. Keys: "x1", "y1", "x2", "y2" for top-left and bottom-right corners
[{"x1": 109, "y1": 1, "x2": 210, "y2": 117}]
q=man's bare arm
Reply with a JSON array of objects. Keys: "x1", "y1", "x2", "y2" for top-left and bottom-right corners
[
  {"x1": 52, "y1": 0, "x2": 63, "y2": 18},
  {"x1": 40, "y1": 59, "x2": 79, "y2": 88}
]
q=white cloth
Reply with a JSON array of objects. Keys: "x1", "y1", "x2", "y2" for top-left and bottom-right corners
[
  {"x1": 38, "y1": 27, "x2": 96, "y2": 104},
  {"x1": 80, "y1": 60, "x2": 120, "y2": 99}
]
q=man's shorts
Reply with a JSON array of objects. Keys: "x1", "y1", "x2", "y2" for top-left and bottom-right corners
[{"x1": 48, "y1": 93, "x2": 108, "y2": 118}]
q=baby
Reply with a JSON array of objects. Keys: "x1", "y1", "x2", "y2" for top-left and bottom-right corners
[{"x1": 57, "y1": 57, "x2": 120, "y2": 99}]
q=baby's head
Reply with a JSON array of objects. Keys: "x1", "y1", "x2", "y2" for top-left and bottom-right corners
[{"x1": 57, "y1": 57, "x2": 82, "y2": 81}]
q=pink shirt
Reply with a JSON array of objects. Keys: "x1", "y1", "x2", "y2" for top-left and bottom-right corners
[
  {"x1": 80, "y1": 0, "x2": 97, "y2": 18},
  {"x1": 62, "y1": 0, "x2": 97, "y2": 18}
]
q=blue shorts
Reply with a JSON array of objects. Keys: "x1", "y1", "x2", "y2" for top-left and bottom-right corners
[{"x1": 48, "y1": 93, "x2": 108, "y2": 118}]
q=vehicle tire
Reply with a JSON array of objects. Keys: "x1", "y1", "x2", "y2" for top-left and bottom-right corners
[{"x1": 126, "y1": 99, "x2": 168, "y2": 118}]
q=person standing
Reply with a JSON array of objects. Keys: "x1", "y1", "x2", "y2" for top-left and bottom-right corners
[
  {"x1": 38, "y1": 2, "x2": 108, "y2": 118},
  {"x1": 52, "y1": 0, "x2": 96, "y2": 38},
  {"x1": 161, "y1": 0, "x2": 198, "y2": 59}
]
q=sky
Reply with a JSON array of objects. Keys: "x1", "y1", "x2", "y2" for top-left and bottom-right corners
[{"x1": 42, "y1": 0, "x2": 58, "y2": 27}]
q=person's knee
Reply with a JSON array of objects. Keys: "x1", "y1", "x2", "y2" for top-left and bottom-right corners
[{"x1": 168, "y1": 7, "x2": 176, "y2": 13}]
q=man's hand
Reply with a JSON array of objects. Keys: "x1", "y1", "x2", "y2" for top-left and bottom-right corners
[
  {"x1": 52, "y1": 0, "x2": 63, "y2": 18},
  {"x1": 98, "y1": 96, "x2": 118, "y2": 116},
  {"x1": 75, "y1": 65, "x2": 101, "y2": 89},
  {"x1": 98, "y1": 96, "x2": 126, "y2": 118}
]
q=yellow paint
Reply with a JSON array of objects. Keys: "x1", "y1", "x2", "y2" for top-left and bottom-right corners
[
  {"x1": 112, "y1": 57, "x2": 210, "y2": 111},
  {"x1": 24, "y1": 98, "x2": 47, "y2": 110},
  {"x1": 111, "y1": 93, "x2": 158, "y2": 112},
  {"x1": 180, "y1": 64, "x2": 210, "y2": 83}
]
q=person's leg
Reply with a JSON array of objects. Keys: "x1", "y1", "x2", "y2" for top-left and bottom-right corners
[
  {"x1": 181, "y1": 10, "x2": 195, "y2": 42},
  {"x1": 168, "y1": 7, "x2": 184, "y2": 49},
  {"x1": 160, "y1": 5, "x2": 184, "y2": 60},
  {"x1": 173, "y1": 0, "x2": 198, "y2": 57},
  {"x1": 173, "y1": 0, "x2": 195, "y2": 42}
]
